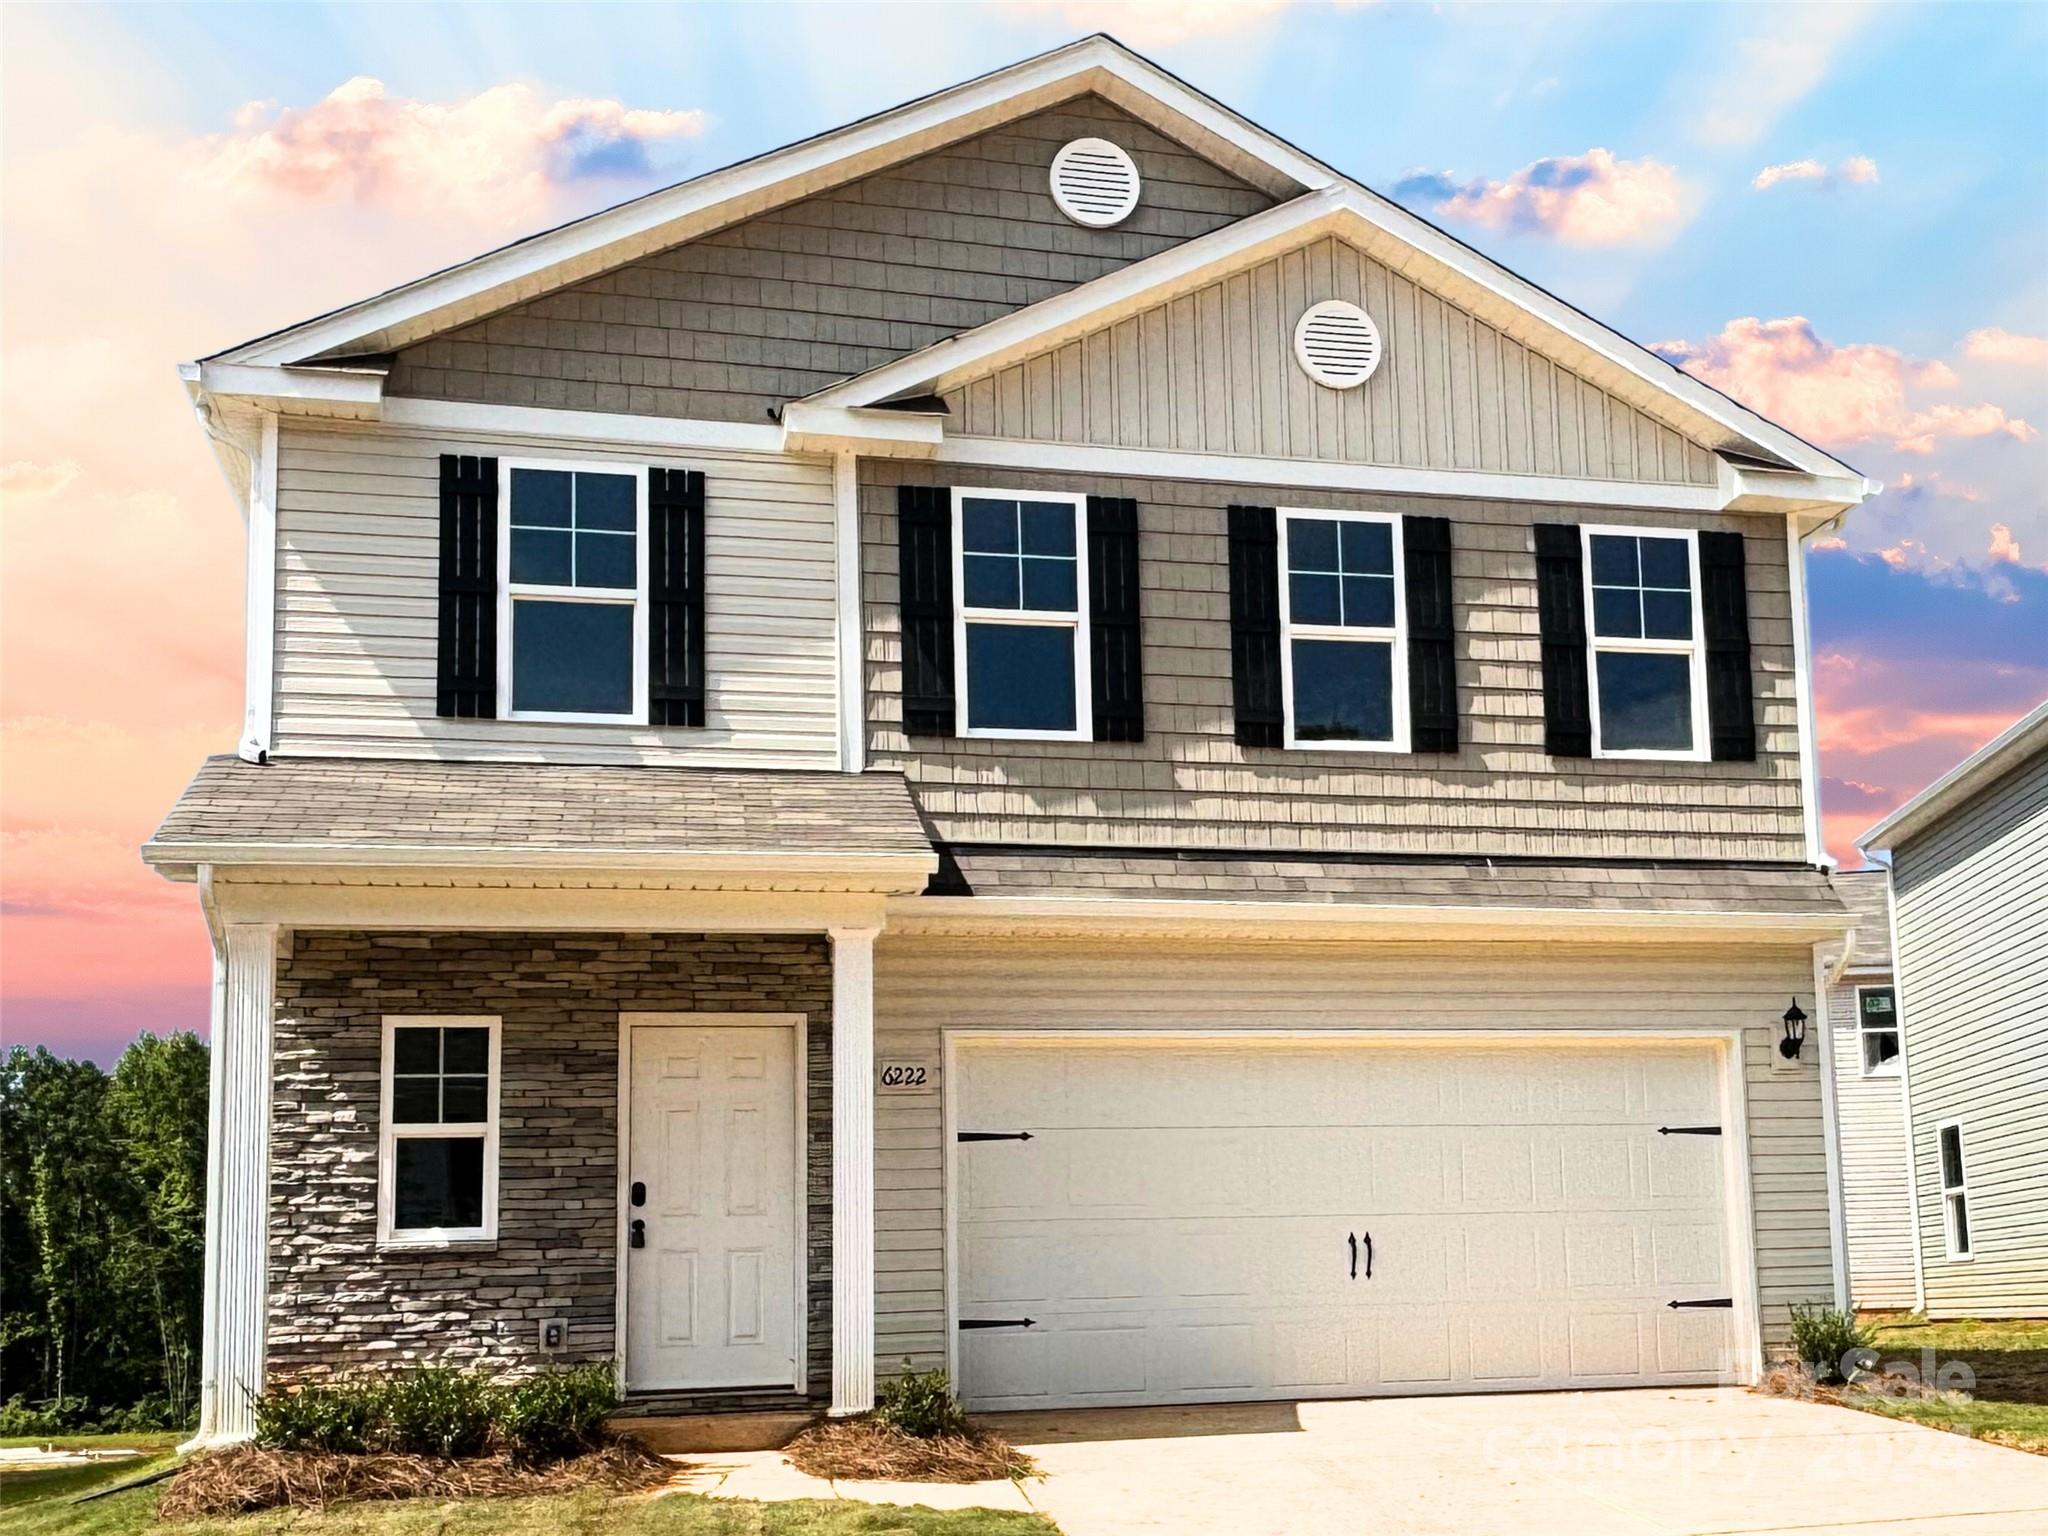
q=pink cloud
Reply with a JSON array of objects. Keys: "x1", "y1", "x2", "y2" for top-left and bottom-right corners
[
  {"x1": 1395, "y1": 149, "x2": 1692, "y2": 247},
  {"x1": 1752, "y1": 155, "x2": 1879, "y2": 191},
  {"x1": 1963, "y1": 327, "x2": 2048, "y2": 368},
  {"x1": 1652, "y1": 316, "x2": 2035, "y2": 453}
]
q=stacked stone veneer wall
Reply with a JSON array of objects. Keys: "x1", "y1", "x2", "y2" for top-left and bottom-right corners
[{"x1": 268, "y1": 931, "x2": 834, "y2": 1402}]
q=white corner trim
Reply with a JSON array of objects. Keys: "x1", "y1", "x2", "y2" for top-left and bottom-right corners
[
  {"x1": 834, "y1": 451, "x2": 867, "y2": 773},
  {"x1": 1883, "y1": 864, "x2": 1928, "y2": 1312},
  {"x1": 828, "y1": 927, "x2": 881, "y2": 1415},
  {"x1": 240, "y1": 414, "x2": 279, "y2": 762},
  {"x1": 1788, "y1": 518, "x2": 1830, "y2": 866},
  {"x1": 1812, "y1": 942, "x2": 1852, "y2": 1311},
  {"x1": 381, "y1": 396, "x2": 789, "y2": 455}
]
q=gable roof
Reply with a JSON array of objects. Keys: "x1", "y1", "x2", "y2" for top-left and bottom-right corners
[
  {"x1": 202, "y1": 35, "x2": 1328, "y2": 369},
  {"x1": 1858, "y1": 697, "x2": 2048, "y2": 855}
]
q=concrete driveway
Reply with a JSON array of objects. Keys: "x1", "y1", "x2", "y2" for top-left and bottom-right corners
[{"x1": 990, "y1": 1388, "x2": 2048, "y2": 1536}]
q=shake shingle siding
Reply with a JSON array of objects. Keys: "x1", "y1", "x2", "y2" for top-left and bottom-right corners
[
  {"x1": 863, "y1": 462, "x2": 1806, "y2": 860},
  {"x1": 385, "y1": 98, "x2": 1277, "y2": 424}
]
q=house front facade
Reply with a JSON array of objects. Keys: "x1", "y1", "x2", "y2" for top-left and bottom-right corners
[{"x1": 149, "y1": 37, "x2": 1877, "y2": 1445}]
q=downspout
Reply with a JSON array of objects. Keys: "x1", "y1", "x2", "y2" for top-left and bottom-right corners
[
  {"x1": 1813, "y1": 935, "x2": 1853, "y2": 1312},
  {"x1": 1787, "y1": 512, "x2": 1831, "y2": 868}
]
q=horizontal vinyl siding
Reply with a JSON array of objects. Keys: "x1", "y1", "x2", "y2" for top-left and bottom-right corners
[
  {"x1": 1892, "y1": 752, "x2": 2048, "y2": 1317},
  {"x1": 942, "y1": 236, "x2": 1715, "y2": 486},
  {"x1": 870, "y1": 938, "x2": 1830, "y2": 1372},
  {"x1": 386, "y1": 98, "x2": 1274, "y2": 425},
  {"x1": 864, "y1": 461, "x2": 1806, "y2": 859},
  {"x1": 1824, "y1": 972, "x2": 1915, "y2": 1308},
  {"x1": 272, "y1": 419, "x2": 840, "y2": 767}
]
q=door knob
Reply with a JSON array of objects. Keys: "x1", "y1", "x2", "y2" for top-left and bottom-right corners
[{"x1": 629, "y1": 1218, "x2": 646, "y2": 1249}]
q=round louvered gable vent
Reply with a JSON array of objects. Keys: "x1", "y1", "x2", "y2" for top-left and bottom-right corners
[
  {"x1": 1293, "y1": 300, "x2": 1384, "y2": 390},
  {"x1": 1050, "y1": 138, "x2": 1142, "y2": 228}
]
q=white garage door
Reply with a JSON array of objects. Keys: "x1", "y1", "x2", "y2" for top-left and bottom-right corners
[{"x1": 953, "y1": 1036, "x2": 1741, "y2": 1411}]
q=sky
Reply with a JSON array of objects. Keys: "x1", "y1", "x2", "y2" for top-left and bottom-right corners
[{"x1": 3, "y1": 1, "x2": 2044, "y2": 1065}]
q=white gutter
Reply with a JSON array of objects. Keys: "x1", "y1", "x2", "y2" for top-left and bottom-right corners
[{"x1": 143, "y1": 841, "x2": 938, "y2": 877}]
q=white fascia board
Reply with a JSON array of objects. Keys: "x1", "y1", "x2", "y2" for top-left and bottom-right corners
[
  {"x1": 142, "y1": 841, "x2": 938, "y2": 883},
  {"x1": 207, "y1": 37, "x2": 1326, "y2": 369},
  {"x1": 381, "y1": 396, "x2": 788, "y2": 454},
  {"x1": 888, "y1": 894, "x2": 1852, "y2": 944},
  {"x1": 198, "y1": 362, "x2": 386, "y2": 408},
  {"x1": 780, "y1": 402, "x2": 945, "y2": 456},
  {"x1": 1858, "y1": 698, "x2": 2048, "y2": 854}
]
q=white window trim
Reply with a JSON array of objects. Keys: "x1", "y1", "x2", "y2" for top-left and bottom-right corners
[
  {"x1": 1278, "y1": 508, "x2": 1409, "y2": 753},
  {"x1": 950, "y1": 487, "x2": 1092, "y2": 742},
  {"x1": 495, "y1": 457, "x2": 650, "y2": 725},
  {"x1": 1582, "y1": 523, "x2": 1710, "y2": 762},
  {"x1": 1854, "y1": 983, "x2": 1902, "y2": 1078},
  {"x1": 1936, "y1": 1120, "x2": 1972, "y2": 1261},
  {"x1": 377, "y1": 1015, "x2": 502, "y2": 1248}
]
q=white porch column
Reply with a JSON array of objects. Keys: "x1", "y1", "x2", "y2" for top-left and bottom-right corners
[
  {"x1": 188, "y1": 922, "x2": 277, "y2": 1448},
  {"x1": 829, "y1": 925, "x2": 880, "y2": 1415}
]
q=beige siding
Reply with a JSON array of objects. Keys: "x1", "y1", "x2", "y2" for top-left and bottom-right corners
[
  {"x1": 940, "y1": 236, "x2": 1716, "y2": 486},
  {"x1": 871, "y1": 937, "x2": 1833, "y2": 1370},
  {"x1": 1824, "y1": 972, "x2": 1915, "y2": 1308},
  {"x1": 1892, "y1": 752, "x2": 2048, "y2": 1317},
  {"x1": 272, "y1": 419, "x2": 841, "y2": 767},
  {"x1": 863, "y1": 461, "x2": 1807, "y2": 860},
  {"x1": 386, "y1": 98, "x2": 1274, "y2": 425}
]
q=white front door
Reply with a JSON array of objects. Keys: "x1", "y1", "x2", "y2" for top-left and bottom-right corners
[
  {"x1": 954, "y1": 1036, "x2": 1739, "y2": 1410},
  {"x1": 627, "y1": 1021, "x2": 799, "y2": 1391}
]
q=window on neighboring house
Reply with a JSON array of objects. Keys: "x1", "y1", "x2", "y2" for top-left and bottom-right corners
[
  {"x1": 1857, "y1": 985, "x2": 1901, "y2": 1074},
  {"x1": 1280, "y1": 510, "x2": 1408, "y2": 750},
  {"x1": 380, "y1": 1018, "x2": 500, "y2": 1244},
  {"x1": 1938, "y1": 1122, "x2": 1972, "y2": 1260},
  {"x1": 954, "y1": 490, "x2": 1090, "y2": 738},
  {"x1": 500, "y1": 462, "x2": 646, "y2": 721},
  {"x1": 1583, "y1": 526, "x2": 1708, "y2": 759}
]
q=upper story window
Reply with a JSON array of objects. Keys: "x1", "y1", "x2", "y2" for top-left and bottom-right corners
[
  {"x1": 379, "y1": 1017, "x2": 500, "y2": 1246},
  {"x1": 1279, "y1": 510, "x2": 1408, "y2": 750},
  {"x1": 1857, "y1": 985, "x2": 1901, "y2": 1075},
  {"x1": 953, "y1": 489, "x2": 1091, "y2": 739},
  {"x1": 1583, "y1": 526, "x2": 1708, "y2": 760},
  {"x1": 498, "y1": 461, "x2": 647, "y2": 723}
]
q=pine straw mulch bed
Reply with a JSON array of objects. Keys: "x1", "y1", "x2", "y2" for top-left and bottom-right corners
[
  {"x1": 783, "y1": 1417, "x2": 1035, "y2": 1484},
  {"x1": 155, "y1": 1440, "x2": 676, "y2": 1519}
]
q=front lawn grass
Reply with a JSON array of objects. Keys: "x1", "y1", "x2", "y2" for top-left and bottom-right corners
[
  {"x1": 1856, "y1": 1313, "x2": 2048, "y2": 1455},
  {"x1": 2, "y1": 1471, "x2": 1057, "y2": 1536}
]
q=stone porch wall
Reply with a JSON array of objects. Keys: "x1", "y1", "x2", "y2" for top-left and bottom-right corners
[{"x1": 268, "y1": 930, "x2": 834, "y2": 1401}]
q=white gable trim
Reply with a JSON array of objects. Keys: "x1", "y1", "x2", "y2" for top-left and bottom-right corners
[
  {"x1": 803, "y1": 186, "x2": 1864, "y2": 485},
  {"x1": 204, "y1": 37, "x2": 1329, "y2": 369}
]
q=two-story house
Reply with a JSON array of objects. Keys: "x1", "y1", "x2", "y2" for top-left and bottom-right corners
[{"x1": 148, "y1": 36, "x2": 1876, "y2": 1446}]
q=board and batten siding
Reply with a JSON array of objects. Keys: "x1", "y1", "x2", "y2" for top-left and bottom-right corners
[
  {"x1": 1823, "y1": 970, "x2": 1914, "y2": 1309},
  {"x1": 941, "y1": 236, "x2": 1716, "y2": 485},
  {"x1": 864, "y1": 461, "x2": 1806, "y2": 860},
  {"x1": 1891, "y1": 750, "x2": 2048, "y2": 1318},
  {"x1": 385, "y1": 97, "x2": 1275, "y2": 426},
  {"x1": 869, "y1": 937, "x2": 1834, "y2": 1372},
  {"x1": 271, "y1": 419, "x2": 841, "y2": 767}
]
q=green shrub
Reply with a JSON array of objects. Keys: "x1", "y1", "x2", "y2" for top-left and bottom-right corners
[
  {"x1": 496, "y1": 1364, "x2": 619, "y2": 1464},
  {"x1": 0, "y1": 1394, "x2": 98, "y2": 1436},
  {"x1": 252, "y1": 1378, "x2": 385, "y2": 1453},
  {"x1": 381, "y1": 1367, "x2": 495, "y2": 1459},
  {"x1": 875, "y1": 1362, "x2": 970, "y2": 1440},
  {"x1": 1790, "y1": 1303, "x2": 1876, "y2": 1384}
]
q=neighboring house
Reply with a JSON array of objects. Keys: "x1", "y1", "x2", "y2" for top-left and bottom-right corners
[
  {"x1": 1818, "y1": 870, "x2": 1914, "y2": 1310},
  {"x1": 1858, "y1": 700, "x2": 2048, "y2": 1319},
  {"x1": 147, "y1": 37, "x2": 1881, "y2": 1446}
]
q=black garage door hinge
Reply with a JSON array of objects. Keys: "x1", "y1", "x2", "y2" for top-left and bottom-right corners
[
  {"x1": 1656, "y1": 1125, "x2": 1723, "y2": 1136},
  {"x1": 958, "y1": 1317, "x2": 1037, "y2": 1330},
  {"x1": 957, "y1": 1130, "x2": 1034, "y2": 1142},
  {"x1": 1667, "y1": 1298, "x2": 1735, "y2": 1309}
]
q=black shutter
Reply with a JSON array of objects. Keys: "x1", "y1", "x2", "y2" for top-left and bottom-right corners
[
  {"x1": 436, "y1": 454, "x2": 498, "y2": 719},
  {"x1": 648, "y1": 468, "x2": 706, "y2": 728},
  {"x1": 1228, "y1": 505, "x2": 1284, "y2": 749},
  {"x1": 897, "y1": 485, "x2": 955, "y2": 737},
  {"x1": 1699, "y1": 529, "x2": 1757, "y2": 762},
  {"x1": 1403, "y1": 514, "x2": 1458, "y2": 753},
  {"x1": 1533, "y1": 523, "x2": 1592, "y2": 758},
  {"x1": 1087, "y1": 496, "x2": 1145, "y2": 742}
]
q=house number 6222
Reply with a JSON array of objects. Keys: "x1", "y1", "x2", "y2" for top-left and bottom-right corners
[{"x1": 879, "y1": 1064, "x2": 928, "y2": 1088}]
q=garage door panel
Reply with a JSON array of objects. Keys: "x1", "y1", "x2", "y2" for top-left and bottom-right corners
[{"x1": 954, "y1": 1039, "x2": 1738, "y2": 1410}]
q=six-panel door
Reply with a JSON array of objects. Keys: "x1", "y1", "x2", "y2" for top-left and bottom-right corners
[
  {"x1": 627, "y1": 1022, "x2": 798, "y2": 1391},
  {"x1": 953, "y1": 1037, "x2": 1736, "y2": 1410}
]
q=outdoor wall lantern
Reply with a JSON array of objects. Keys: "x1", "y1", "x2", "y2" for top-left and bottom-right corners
[{"x1": 1779, "y1": 999, "x2": 1809, "y2": 1060}]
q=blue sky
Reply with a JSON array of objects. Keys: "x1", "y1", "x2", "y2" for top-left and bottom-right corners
[{"x1": 3, "y1": 1, "x2": 2044, "y2": 1062}]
